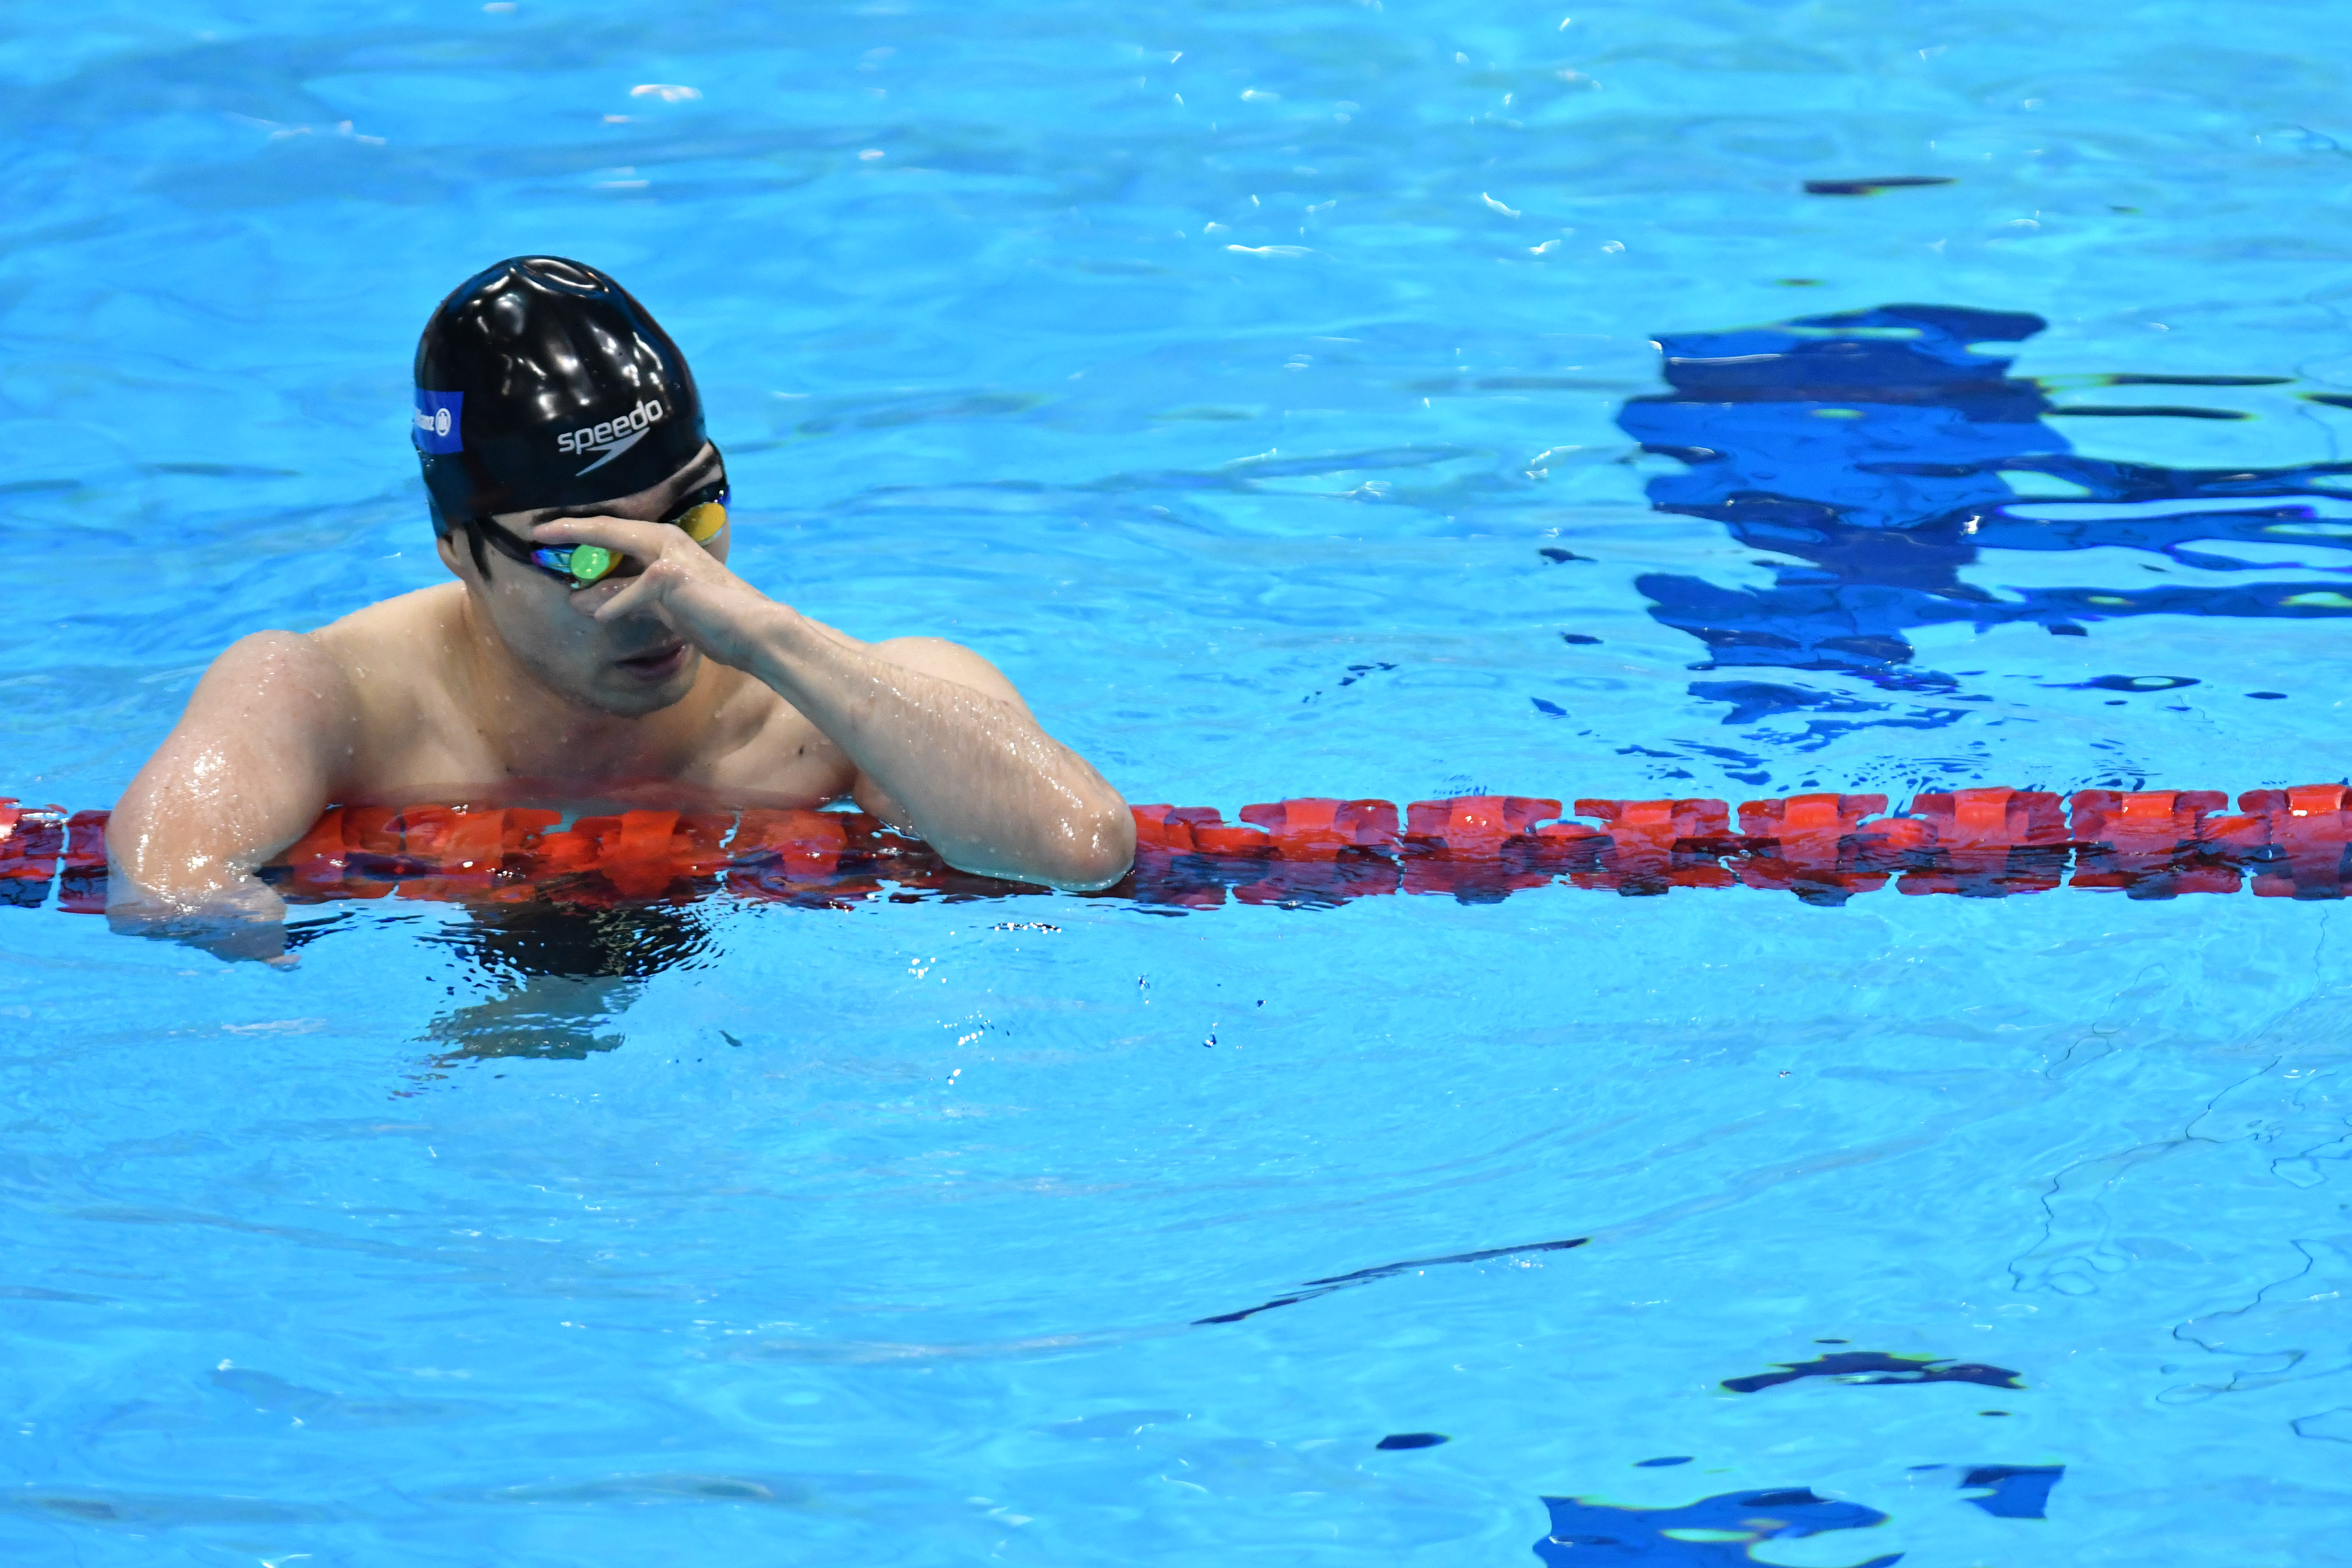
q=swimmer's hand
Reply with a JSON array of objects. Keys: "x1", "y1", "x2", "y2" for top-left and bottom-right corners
[
  {"x1": 529, "y1": 514, "x2": 779, "y2": 668},
  {"x1": 107, "y1": 874, "x2": 293, "y2": 965}
]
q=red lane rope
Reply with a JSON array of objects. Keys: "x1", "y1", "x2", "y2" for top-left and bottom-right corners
[{"x1": 7, "y1": 786, "x2": 2352, "y2": 914}]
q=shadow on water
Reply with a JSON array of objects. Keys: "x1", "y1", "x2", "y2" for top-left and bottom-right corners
[
  {"x1": 1531, "y1": 1466, "x2": 2065, "y2": 1565},
  {"x1": 1537, "y1": 1488, "x2": 1901, "y2": 1567},
  {"x1": 1620, "y1": 303, "x2": 2352, "y2": 735},
  {"x1": 420, "y1": 902, "x2": 718, "y2": 1062},
  {"x1": 1717, "y1": 1349, "x2": 2023, "y2": 1394}
]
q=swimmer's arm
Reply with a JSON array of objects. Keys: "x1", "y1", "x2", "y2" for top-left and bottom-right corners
[
  {"x1": 535, "y1": 514, "x2": 1134, "y2": 888},
  {"x1": 762, "y1": 625, "x2": 1136, "y2": 889},
  {"x1": 105, "y1": 632, "x2": 357, "y2": 955}
]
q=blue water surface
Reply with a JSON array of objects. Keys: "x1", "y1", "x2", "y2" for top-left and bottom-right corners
[{"x1": 8, "y1": 0, "x2": 2352, "y2": 1561}]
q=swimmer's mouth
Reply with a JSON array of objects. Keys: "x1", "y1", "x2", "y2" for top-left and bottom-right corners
[{"x1": 614, "y1": 641, "x2": 689, "y2": 681}]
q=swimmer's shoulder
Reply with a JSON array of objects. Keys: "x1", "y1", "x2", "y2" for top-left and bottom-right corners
[
  {"x1": 194, "y1": 586, "x2": 458, "y2": 731},
  {"x1": 306, "y1": 583, "x2": 461, "y2": 682},
  {"x1": 193, "y1": 584, "x2": 455, "y2": 709},
  {"x1": 294, "y1": 585, "x2": 467, "y2": 756},
  {"x1": 166, "y1": 614, "x2": 378, "y2": 780}
]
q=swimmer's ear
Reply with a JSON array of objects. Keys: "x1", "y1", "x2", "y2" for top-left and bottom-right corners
[
  {"x1": 435, "y1": 522, "x2": 492, "y2": 584},
  {"x1": 434, "y1": 529, "x2": 467, "y2": 580}
]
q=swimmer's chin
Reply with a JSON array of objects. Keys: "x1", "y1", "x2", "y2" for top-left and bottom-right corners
[{"x1": 107, "y1": 874, "x2": 291, "y2": 964}]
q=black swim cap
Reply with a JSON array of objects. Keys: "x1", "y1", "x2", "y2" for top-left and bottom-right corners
[{"x1": 412, "y1": 257, "x2": 706, "y2": 532}]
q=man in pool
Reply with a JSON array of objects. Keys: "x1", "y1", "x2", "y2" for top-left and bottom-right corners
[{"x1": 108, "y1": 256, "x2": 1134, "y2": 951}]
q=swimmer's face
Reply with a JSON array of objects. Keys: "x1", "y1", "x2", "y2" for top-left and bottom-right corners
[{"x1": 436, "y1": 443, "x2": 729, "y2": 718}]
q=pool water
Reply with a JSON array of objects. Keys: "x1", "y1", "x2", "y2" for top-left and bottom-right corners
[{"x1": 8, "y1": 0, "x2": 2352, "y2": 1561}]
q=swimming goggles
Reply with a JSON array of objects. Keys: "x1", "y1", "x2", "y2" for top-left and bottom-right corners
[{"x1": 474, "y1": 477, "x2": 730, "y2": 589}]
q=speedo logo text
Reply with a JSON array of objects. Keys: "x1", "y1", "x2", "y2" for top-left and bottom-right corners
[{"x1": 558, "y1": 398, "x2": 665, "y2": 474}]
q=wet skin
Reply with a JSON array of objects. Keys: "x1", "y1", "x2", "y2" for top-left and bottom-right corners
[{"x1": 107, "y1": 442, "x2": 1135, "y2": 956}]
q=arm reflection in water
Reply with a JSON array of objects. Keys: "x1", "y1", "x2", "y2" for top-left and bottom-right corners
[{"x1": 418, "y1": 901, "x2": 716, "y2": 1063}]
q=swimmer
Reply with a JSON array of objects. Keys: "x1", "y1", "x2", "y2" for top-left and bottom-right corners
[{"x1": 108, "y1": 256, "x2": 1134, "y2": 954}]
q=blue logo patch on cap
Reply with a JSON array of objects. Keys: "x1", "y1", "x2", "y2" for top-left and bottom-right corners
[{"x1": 412, "y1": 389, "x2": 464, "y2": 454}]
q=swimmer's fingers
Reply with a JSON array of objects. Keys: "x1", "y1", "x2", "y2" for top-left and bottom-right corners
[{"x1": 530, "y1": 515, "x2": 724, "y2": 617}]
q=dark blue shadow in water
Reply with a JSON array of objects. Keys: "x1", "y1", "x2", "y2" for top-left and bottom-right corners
[
  {"x1": 1617, "y1": 304, "x2": 2352, "y2": 722},
  {"x1": 1376, "y1": 1431, "x2": 1449, "y2": 1450},
  {"x1": 1907, "y1": 1461, "x2": 2067, "y2": 1518},
  {"x1": 1536, "y1": 1466, "x2": 2064, "y2": 1564},
  {"x1": 1721, "y1": 1350, "x2": 2023, "y2": 1394},
  {"x1": 1957, "y1": 1464, "x2": 2065, "y2": 1519},
  {"x1": 1536, "y1": 1488, "x2": 1902, "y2": 1566}
]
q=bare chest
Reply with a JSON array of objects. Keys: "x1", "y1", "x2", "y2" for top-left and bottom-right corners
[{"x1": 336, "y1": 655, "x2": 855, "y2": 806}]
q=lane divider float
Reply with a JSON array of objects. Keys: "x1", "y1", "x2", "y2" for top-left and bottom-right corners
[{"x1": 6, "y1": 786, "x2": 2352, "y2": 915}]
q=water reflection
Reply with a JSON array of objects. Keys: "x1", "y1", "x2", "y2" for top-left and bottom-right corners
[
  {"x1": 1621, "y1": 303, "x2": 2352, "y2": 723},
  {"x1": 422, "y1": 903, "x2": 716, "y2": 1061}
]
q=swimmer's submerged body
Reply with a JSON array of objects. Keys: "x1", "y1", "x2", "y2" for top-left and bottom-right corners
[{"x1": 108, "y1": 257, "x2": 1135, "y2": 956}]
